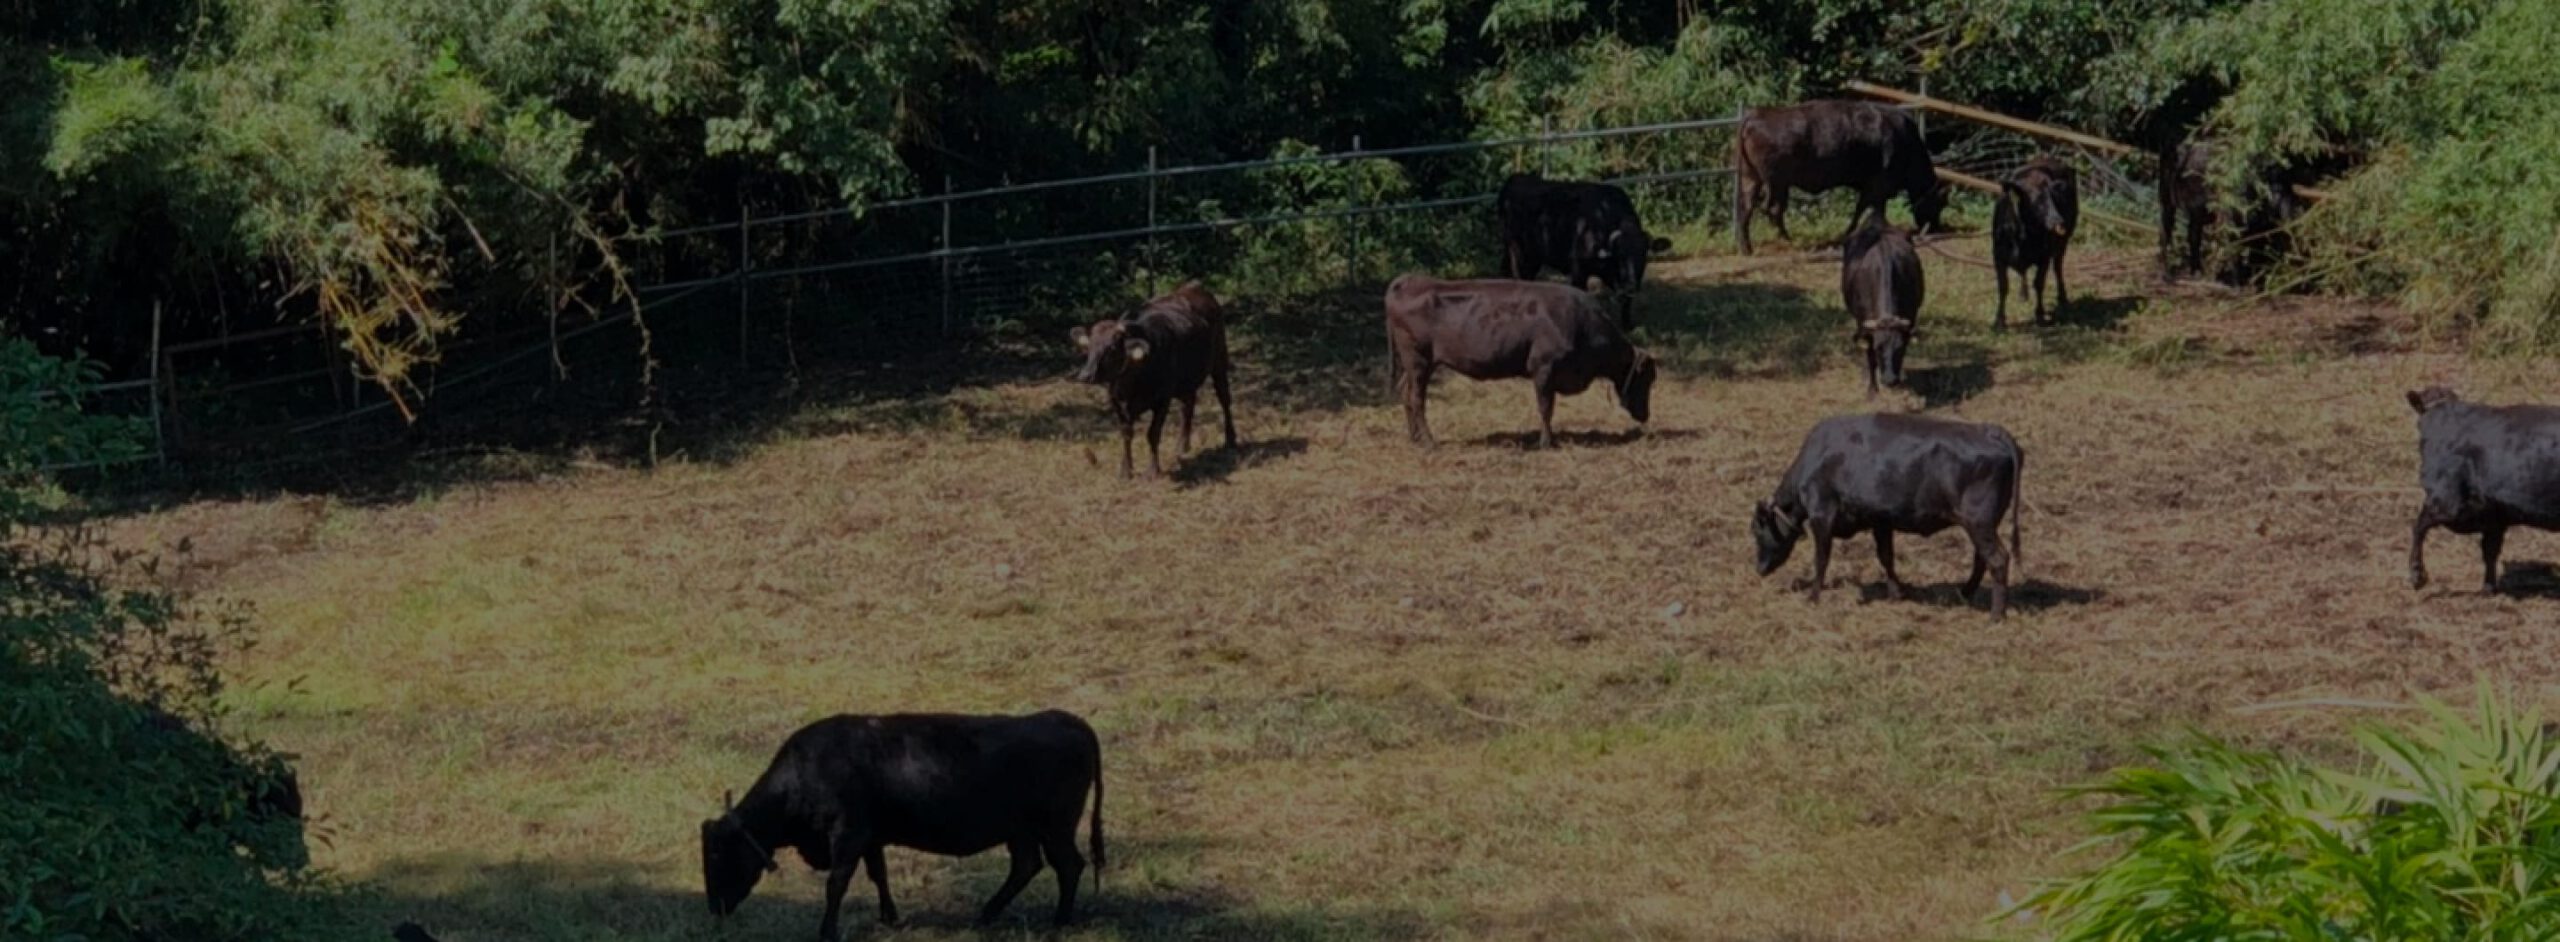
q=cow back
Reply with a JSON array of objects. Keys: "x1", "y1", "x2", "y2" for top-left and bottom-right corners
[
  {"x1": 1740, "y1": 100, "x2": 1933, "y2": 193},
  {"x1": 1841, "y1": 224, "x2": 1923, "y2": 324}
]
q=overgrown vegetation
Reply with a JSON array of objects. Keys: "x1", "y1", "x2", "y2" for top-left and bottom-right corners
[
  {"x1": 1, "y1": 342, "x2": 342, "y2": 940},
  {"x1": 2022, "y1": 687, "x2": 2560, "y2": 941}
]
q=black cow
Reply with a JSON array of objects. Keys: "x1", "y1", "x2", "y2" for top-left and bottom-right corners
[
  {"x1": 1496, "y1": 173, "x2": 1673, "y2": 329},
  {"x1": 701, "y1": 711, "x2": 1106, "y2": 940},
  {"x1": 1752, "y1": 413, "x2": 2024, "y2": 620},
  {"x1": 1384, "y1": 274, "x2": 1658, "y2": 448},
  {"x1": 1992, "y1": 157, "x2": 2078, "y2": 329},
  {"x1": 1733, "y1": 100, "x2": 1946, "y2": 255},
  {"x1": 2158, "y1": 138, "x2": 2306, "y2": 283},
  {"x1": 1071, "y1": 281, "x2": 1238, "y2": 478},
  {"x1": 2405, "y1": 387, "x2": 2560, "y2": 594},
  {"x1": 1841, "y1": 216, "x2": 1923, "y2": 396}
]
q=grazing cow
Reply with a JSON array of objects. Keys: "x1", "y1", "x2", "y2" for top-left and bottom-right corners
[
  {"x1": 2404, "y1": 387, "x2": 2560, "y2": 594},
  {"x1": 2158, "y1": 139, "x2": 2306, "y2": 283},
  {"x1": 1840, "y1": 217, "x2": 1924, "y2": 396},
  {"x1": 1496, "y1": 173, "x2": 1674, "y2": 329},
  {"x1": 1992, "y1": 157, "x2": 2078, "y2": 329},
  {"x1": 1070, "y1": 281, "x2": 1238, "y2": 478},
  {"x1": 1383, "y1": 275, "x2": 1658, "y2": 448},
  {"x1": 1732, "y1": 100, "x2": 1946, "y2": 255},
  {"x1": 701, "y1": 711, "x2": 1106, "y2": 941},
  {"x1": 1752, "y1": 413, "x2": 2025, "y2": 620}
]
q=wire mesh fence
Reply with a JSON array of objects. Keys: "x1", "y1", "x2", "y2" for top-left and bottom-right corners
[{"x1": 34, "y1": 94, "x2": 2157, "y2": 472}]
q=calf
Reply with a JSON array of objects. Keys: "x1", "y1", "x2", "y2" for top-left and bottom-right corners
[
  {"x1": 701, "y1": 711, "x2": 1106, "y2": 941},
  {"x1": 1384, "y1": 274, "x2": 1657, "y2": 448},
  {"x1": 1496, "y1": 173, "x2": 1673, "y2": 329},
  {"x1": 1752, "y1": 413, "x2": 2024, "y2": 620},
  {"x1": 1733, "y1": 100, "x2": 1946, "y2": 255},
  {"x1": 1070, "y1": 281, "x2": 1238, "y2": 478},
  {"x1": 1992, "y1": 157, "x2": 2078, "y2": 329},
  {"x1": 2405, "y1": 387, "x2": 2560, "y2": 593},
  {"x1": 2158, "y1": 139, "x2": 2306, "y2": 283},
  {"x1": 1841, "y1": 217, "x2": 1923, "y2": 396}
]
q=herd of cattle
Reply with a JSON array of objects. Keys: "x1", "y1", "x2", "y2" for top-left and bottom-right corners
[{"x1": 673, "y1": 99, "x2": 2560, "y2": 942}]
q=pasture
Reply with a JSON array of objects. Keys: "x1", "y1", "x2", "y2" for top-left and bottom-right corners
[{"x1": 107, "y1": 236, "x2": 2560, "y2": 941}]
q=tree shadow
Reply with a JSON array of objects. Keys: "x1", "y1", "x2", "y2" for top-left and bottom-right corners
[
  {"x1": 1851, "y1": 577, "x2": 2104, "y2": 614},
  {"x1": 1634, "y1": 281, "x2": 1841, "y2": 381},
  {"x1": 1907, "y1": 361, "x2": 1994, "y2": 409},
  {"x1": 362, "y1": 840, "x2": 1431, "y2": 942},
  {"x1": 1170, "y1": 437, "x2": 1311, "y2": 487},
  {"x1": 2049, "y1": 294, "x2": 2141, "y2": 333},
  {"x1": 1225, "y1": 289, "x2": 1392, "y2": 415}
]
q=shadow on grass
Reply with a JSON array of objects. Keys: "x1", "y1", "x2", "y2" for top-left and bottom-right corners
[
  {"x1": 1462, "y1": 426, "x2": 1699, "y2": 451},
  {"x1": 2494, "y1": 561, "x2": 2560, "y2": 600},
  {"x1": 1225, "y1": 289, "x2": 1392, "y2": 415},
  {"x1": 365, "y1": 846, "x2": 1432, "y2": 942},
  {"x1": 1635, "y1": 281, "x2": 1841, "y2": 380},
  {"x1": 1908, "y1": 361, "x2": 1994, "y2": 410},
  {"x1": 1171, "y1": 437, "x2": 1311, "y2": 487},
  {"x1": 1851, "y1": 577, "x2": 2104, "y2": 613},
  {"x1": 2049, "y1": 294, "x2": 2142, "y2": 333}
]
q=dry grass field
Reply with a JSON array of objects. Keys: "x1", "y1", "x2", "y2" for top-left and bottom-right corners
[{"x1": 101, "y1": 233, "x2": 2560, "y2": 941}]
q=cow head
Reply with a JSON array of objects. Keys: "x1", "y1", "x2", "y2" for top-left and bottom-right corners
[
  {"x1": 700, "y1": 794, "x2": 776, "y2": 918},
  {"x1": 1069, "y1": 320, "x2": 1148, "y2": 385},
  {"x1": 1911, "y1": 182, "x2": 1948, "y2": 235},
  {"x1": 2406, "y1": 386, "x2": 2461, "y2": 415},
  {"x1": 1591, "y1": 219, "x2": 1673, "y2": 293},
  {"x1": 1858, "y1": 315, "x2": 1915, "y2": 388},
  {"x1": 1751, "y1": 497, "x2": 1806, "y2": 576},
  {"x1": 1617, "y1": 351, "x2": 1658, "y2": 424},
  {"x1": 2004, "y1": 178, "x2": 2069, "y2": 239}
]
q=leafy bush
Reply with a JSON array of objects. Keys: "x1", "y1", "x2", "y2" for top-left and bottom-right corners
[
  {"x1": 1, "y1": 342, "x2": 349, "y2": 940},
  {"x1": 2019, "y1": 687, "x2": 2560, "y2": 941}
]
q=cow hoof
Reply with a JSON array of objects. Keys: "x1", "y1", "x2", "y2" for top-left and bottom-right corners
[{"x1": 2407, "y1": 570, "x2": 2427, "y2": 590}]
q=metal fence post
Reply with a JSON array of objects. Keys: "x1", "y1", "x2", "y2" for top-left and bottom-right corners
[
  {"x1": 736, "y1": 201, "x2": 752, "y2": 366},
  {"x1": 940, "y1": 175, "x2": 954, "y2": 338},
  {"x1": 1539, "y1": 115, "x2": 1553, "y2": 177},
  {"x1": 1145, "y1": 147, "x2": 1160, "y2": 295},
  {"x1": 147, "y1": 301, "x2": 165, "y2": 466},
  {"x1": 1345, "y1": 135, "x2": 1363, "y2": 288}
]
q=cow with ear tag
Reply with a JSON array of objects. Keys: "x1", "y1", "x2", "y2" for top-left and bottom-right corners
[
  {"x1": 1841, "y1": 214, "x2": 1923, "y2": 397},
  {"x1": 1069, "y1": 281, "x2": 1238, "y2": 478}
]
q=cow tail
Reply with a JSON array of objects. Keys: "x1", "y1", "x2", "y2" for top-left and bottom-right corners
[
  {"x1": 1088, "y1": 734, "x2": 1107, "y2": 891},
  {"x1": 2010, "y1": 440, "x2": 2025, "y2": 575}
]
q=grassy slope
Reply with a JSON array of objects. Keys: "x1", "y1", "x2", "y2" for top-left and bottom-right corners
[{"x1": 108, "y1": 232, "x2": 2560, "y2": 941}]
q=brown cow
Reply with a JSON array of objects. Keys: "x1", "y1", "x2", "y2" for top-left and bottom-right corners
[
  {"x1": 1070, "y1": 282, "x2": 1238, "y2": 478},
  {"x1": 1992, "y1": 157, "x2": 2078, "y2": 329},
  {"x1": 1733, "y1": 100, "x2": 1945, "y2": 255},
  {"x1": 1384, "y1": 275, "x2": 1657, "y2": 448}
]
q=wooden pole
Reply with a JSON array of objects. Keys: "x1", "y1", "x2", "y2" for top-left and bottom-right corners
[
  {"x1": 147, "y1": 301, "x2": 165, "y2": 466},
  {"x1": 1849, "y1": 79, "x2": 2330, "y2": 204},
  {"x1": 1934, "y1": 167, "x2": 2151, "y2": 234}
]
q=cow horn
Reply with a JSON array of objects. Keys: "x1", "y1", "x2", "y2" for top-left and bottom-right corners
[{"x1": 723, "y1": 789, "x2": 734, "y2": 812}]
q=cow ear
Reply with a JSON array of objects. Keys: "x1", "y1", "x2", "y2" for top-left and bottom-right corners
[
  {"x1": 1069, "y1": 326, "x2": 1090, "y2": 349},
  {"x1": 1124, "y1": 339, "x2": 1150, "y2": 362}
]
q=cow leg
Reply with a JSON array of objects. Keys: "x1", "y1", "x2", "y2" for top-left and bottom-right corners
[
  {"x1": 2052, "y1": 242, "x2": 2071, "y2": 314},
  {"x1": 2031, "y1": 261, "x2": 2049, "y2": 325},
  {"x1": 977, "y1": 838, "x2": 1046, "y2": 925},
  {"x1": 1874, "y1": 528, "x2": 1905, "y2": 600},
  {"x1": 1402, "y1": 360, "x2": 1436, "y2": 446},
  {"x1": 1864, "y1": 347, "x2": 1880, "y2": 399},
  {"x1": 2481, "y1": 527, "x2": 2507, "y2": 594},
  {"x1": 819, "y1": 827, "x2": 872, "y2": 942},
  {"x1": 848, "y1": 845, "x2": 894, "y2": 926},
  {"x1": 2408, "y1": 506, "x2": 2438, "y2": 589},
  {"x1": 1117, "y1": 408, "x2": 1136, "y2": 480},
  {"x1": 1968, "y1": 522, "x2": 2012, "y2": 621},
  {"x1": 1806, "y1": 519, "x2": 1834, "y2": 602},
  {"x1": 1213, "y1": 364, "x2": 1238, "y2": 448},
  {"x1": 2184, "y1": 213, "x2": 2206, "y2": 277},
  {"x1": 1735, "y1": 176, "x2": 1758, "y2": 255},
  {"x1": 1993, "y1": 263, "x2": 2011, "y2": 331},
  {"x1": 1533, "y1": 377, "x2": 1558, "y2": 449},
  {"x1": 1768, "y1": 187, "x2": 1793, "y2": 244},
  {"x1": 1043, "y1": 828, "x2": 1088, "y2": 926},
  {"x1": 1178, "y1": 394, "x2": 1197, "y2": 458},
  {"x1": 1145, "y1": 406, "x2": 1167, "y2": 476}
]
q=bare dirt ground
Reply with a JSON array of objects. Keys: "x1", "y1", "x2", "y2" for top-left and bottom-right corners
[{"x1": 102, "y1": 237, "x2": 2560, "y2": 941}]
